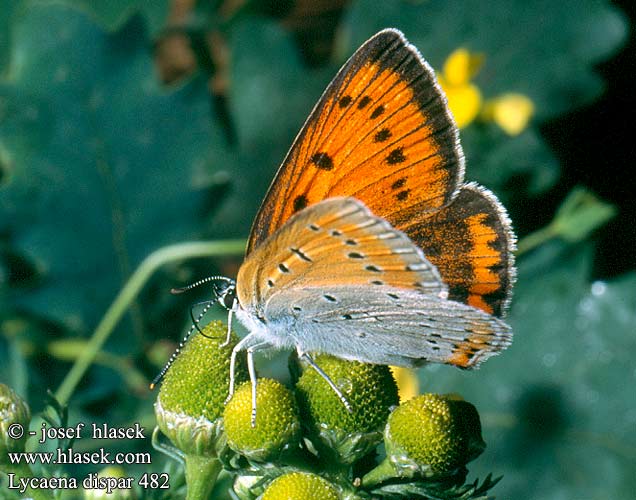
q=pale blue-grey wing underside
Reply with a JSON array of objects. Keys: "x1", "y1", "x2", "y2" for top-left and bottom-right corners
[{"x1": 262, "y1": 284, "x2": 512, "y2": 368}]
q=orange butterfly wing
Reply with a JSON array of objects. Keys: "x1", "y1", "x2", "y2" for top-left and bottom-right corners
[
  {"x1": 248, "y1": 29, "x2": 464, "y2": 251},
  {"x1": 247, "y1": 29, "x2": 515, "y2": 317},
  {"x1": 404, "y1": 183, "x2": 516, "y2": 317}
]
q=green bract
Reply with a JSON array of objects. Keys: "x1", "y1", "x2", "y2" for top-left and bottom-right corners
[
  {"x1": 261, "y1": 472, "x2": 340, "y2": 500},
  {"x1": 223, "y1": 378, "x2": 301, "y2": 462}
]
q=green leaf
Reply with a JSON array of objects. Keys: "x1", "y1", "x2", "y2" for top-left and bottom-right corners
[
  {"x1": 421, "y1": 244, "x2": 636, "y2": 499},
  {"x1": 551, "y1": 186, "x2": 617, "y2": 242},
  {"x1": 0, "y1": 4, "x2": 232, "y2": 333},
  {"x1": 0, "y1": 1, "x2": 170, "y2": 76},
  {"x1": 57, "y1": 0, "x2": 170, "y2": 34}
]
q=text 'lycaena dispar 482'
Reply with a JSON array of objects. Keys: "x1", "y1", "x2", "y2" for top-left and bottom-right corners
[{"x1": 158, "y1": 28, "x2": 516, "y2": 423}]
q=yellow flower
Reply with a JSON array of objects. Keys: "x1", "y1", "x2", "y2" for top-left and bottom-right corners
[
  {"x1": 442, "y1": 48, "x2": 484, "y2": 86},
  {"x1": 389, "y1": 366, "x2": 419, "y2": 402},
  {"x1": 482, "y1": 93, "x2": 535, "y2": 136},
  {"x1": 438, "y1": 48, "x2": 534, "y2": 134},
  {"x1": 437, "y1": 48, "x2": 484, "y2": 129}
]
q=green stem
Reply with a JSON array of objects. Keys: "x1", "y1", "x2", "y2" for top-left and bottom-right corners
[
  {"x1": 515, "y1": 224, "x2": 557, "y2": 257},
  {"x1": 184, "y1": 455, "x2": 222, "y2": 500},
  {"x1": 0, "y1": 463, "x2": 55, "y2": 500},
  {"x1": 55, "y1": 240, "x2": 246, "y2": 405},
  {"x1": 360, "y1": 456, "x2": 396, "y2": 488}
]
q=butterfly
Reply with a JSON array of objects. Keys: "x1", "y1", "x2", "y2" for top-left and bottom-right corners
[{"x1": 161, "y1": 28, "x2": 515, "y2": 421}]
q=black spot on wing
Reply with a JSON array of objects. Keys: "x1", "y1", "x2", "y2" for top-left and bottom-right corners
[
  {"x1": 339, "y1": 95, "x2": 352, "y2": 107},
  {"x1": 291, "y1": 247, "x2": 312, "y2": 262},
  {"x1": 387, "y1": 147, "x2": 406, "y2": 164},
  {"x1": 311, "y1": 152, "x2": 334, "y2": 170},
  {"x1": 374, "y1": 128, "x2": 392, "y2": 142},
  {"x1": 293, "y1": 195, "x2": 308, "y2": 212},
  {"x1": 370, "y1": 105, "x2": 385, "y2": 119},
  {"x1": 358, "y1": 95, "x2": 372, "y2": 108},
  {"x1": 396, "y1": 189, "x2": 410, "y2": 201}
]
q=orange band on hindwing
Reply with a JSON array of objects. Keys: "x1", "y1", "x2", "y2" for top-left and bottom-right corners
[{"x1": 402, "y1": 183, "x2": 515, "y2": 317}]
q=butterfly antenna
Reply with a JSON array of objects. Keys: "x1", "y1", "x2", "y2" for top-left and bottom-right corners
[
  {"x1": 152, "y1": 277, "x2": 234, "y2": 389},
  {"x1": 171, "y1": 275, "x2": 231, "y2": 295},
  {"x1": 150, "y1": 301, "x2": 222, "y2": 389},
  {"x1": 189, "y1": 300, "x2": 225, "y2": 339}
]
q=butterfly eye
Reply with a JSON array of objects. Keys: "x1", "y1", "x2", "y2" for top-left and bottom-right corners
[{"x1": 219, "y1": 285, "x2": 237, "y2": 310}]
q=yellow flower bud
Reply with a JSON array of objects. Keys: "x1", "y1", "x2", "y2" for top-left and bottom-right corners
[
  {"x1": 442, "y1": 48, "x2": 484, "y2": 86},
  {"x1": 438, "y1": 76, "x2": 482, "y2": 129}
]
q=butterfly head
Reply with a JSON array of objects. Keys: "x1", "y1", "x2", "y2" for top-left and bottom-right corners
[{"x1": 212, "y1": 277, "x2": 238, "y2": 310}]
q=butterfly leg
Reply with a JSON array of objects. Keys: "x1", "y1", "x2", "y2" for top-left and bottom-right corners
[
  {"x1": 245, "y1": 340, "x2": 272, "y2": 427},
  {"x1": 297, "y1": 348, "x2": 352, "y2": 413},
  {"x1": 222, "y1": 298, "x2": 238, "y2": 347},
  {"x1": 226, "y1": 335, "x2": 271, "y2": 423}
]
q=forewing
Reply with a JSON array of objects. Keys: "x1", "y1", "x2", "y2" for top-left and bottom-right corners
[
  {"x1": 236, "y1": 197, "x2": 446, "y2": 312},
  {"x1": 247, "y1": 28, "x2": 464, "y2": 253},
  {"x1": 264, "y1": 284, "x2": 512, "y2": 369}
]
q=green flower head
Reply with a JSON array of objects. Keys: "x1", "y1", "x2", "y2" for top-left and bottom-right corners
[
  {"x1": 362, "y1": 393, "x2": 486, "y2": 487},
  {"x1": 295, "y1": 354, "x2": 398, "y2": 435},
  {"x1": 223, "y1": 378, "x2": 301, "y2": 462},
  {"x1": 294, "y1": 354, "x2": 398, "y2": 464},
  {"x1": 154, "y1": 321, "x2": 247, "y2": 456},
  {"x1": 261, "y1": 472, "x2": 340, "y2": 500},
  {"x1": 386, "y1": 393, "x2": 485, "y2": 477},
  {"x1": 0, "y1": 383, "x2": 31, "y2": 458}
]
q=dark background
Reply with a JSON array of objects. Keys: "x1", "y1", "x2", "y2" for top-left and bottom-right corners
[{"x1": 542, "y1": 0, "x2": 635, "y2": 278}]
